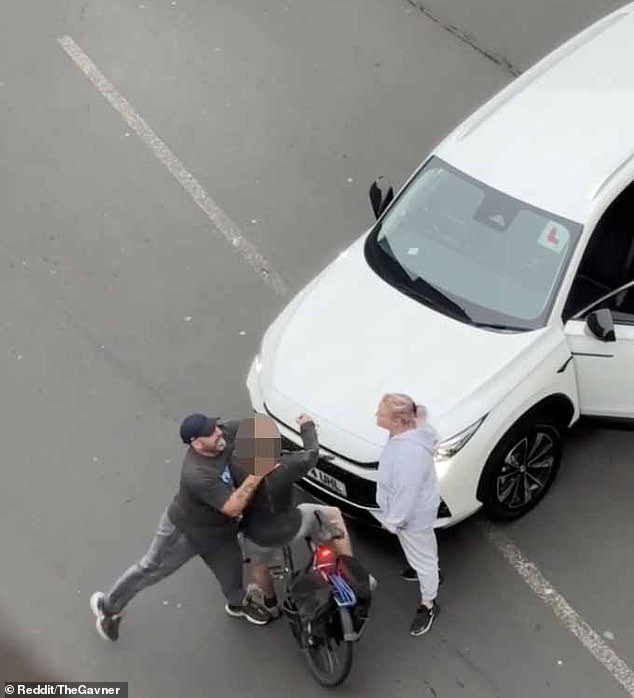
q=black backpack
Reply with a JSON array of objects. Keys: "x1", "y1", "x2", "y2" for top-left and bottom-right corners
[{"x1": 289, "y1": 570, "x2": 333, "y2": 622}]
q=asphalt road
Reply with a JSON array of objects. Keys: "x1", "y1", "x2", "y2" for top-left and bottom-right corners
[{"x1": 1, "y1": 1, "x2": 633, "y2": 696}]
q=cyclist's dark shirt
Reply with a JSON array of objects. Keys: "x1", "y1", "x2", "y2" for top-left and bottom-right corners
[{"x1": 233, "y1": 422, "x2": 319, "y2": 547}]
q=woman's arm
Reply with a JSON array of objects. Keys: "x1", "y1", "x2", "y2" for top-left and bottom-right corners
[{"x1": 383, "y1": 441, "x2": 427, "y2": 530}]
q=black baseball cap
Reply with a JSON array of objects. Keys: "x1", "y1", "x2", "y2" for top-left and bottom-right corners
[{"x1": 180, "y1": 413, "x2": 220, "y2": 445}]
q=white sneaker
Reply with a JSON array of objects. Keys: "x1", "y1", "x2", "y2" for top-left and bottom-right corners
[{"x1": 89, "y1": 592, "x2": 122, "y2": 641}]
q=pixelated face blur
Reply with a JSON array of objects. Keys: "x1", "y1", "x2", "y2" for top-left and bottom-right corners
[{"x1": 235, "y1": 415, "x2": 281, "y2": 476}]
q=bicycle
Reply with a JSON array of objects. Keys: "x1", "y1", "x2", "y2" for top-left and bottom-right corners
[{"x1": 267, "y1": 510, "x2": 372, "y2": 687}]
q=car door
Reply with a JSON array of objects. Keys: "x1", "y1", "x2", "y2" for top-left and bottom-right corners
[
  {"x1": 565, "y1": 284, "x2": 634, "y2": 418},
  {"x1": 562, "y1": 179, "x2": 634, "y2": 419}
]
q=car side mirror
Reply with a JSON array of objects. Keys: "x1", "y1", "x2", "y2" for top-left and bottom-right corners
[
  {"x1": 586, "y1": 308, "x2": 616, "y2": 342},
  {"x1": 369, "y1": 177, "x2": 394, "y2": 219}
]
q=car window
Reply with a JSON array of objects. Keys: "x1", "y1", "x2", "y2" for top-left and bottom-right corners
[
  {"x1": 580, "y1": 285, "x2": 634, "y2": 326},
  {"x1": 564, "y1": 180, "x2": 634, "y2": 320},
  {"x1": 365, "y1": 157, "x2": 583, "y2": 329}
]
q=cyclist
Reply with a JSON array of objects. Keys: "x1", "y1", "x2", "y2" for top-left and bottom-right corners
[{"x1": 230, "y1": 413, "x2": 356, "y2": 616}]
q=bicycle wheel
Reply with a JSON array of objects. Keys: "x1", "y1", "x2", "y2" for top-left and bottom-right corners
[{"x1": 303, "y1": 609, "x2": 354, "y2": 687}]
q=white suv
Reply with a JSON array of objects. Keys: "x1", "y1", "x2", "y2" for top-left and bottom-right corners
[{"x1": 247, "y1": 3, "x2": 634, "y2": 528}]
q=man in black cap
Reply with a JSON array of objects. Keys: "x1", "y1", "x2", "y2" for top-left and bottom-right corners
[{"x1": 89, "y1": 413, "x2": 270, "y2": 641}]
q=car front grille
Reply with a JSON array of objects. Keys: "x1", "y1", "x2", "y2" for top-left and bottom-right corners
[
  {"x1": 281, "y1": 435, "x2": 379, "y2": 507},
  {"x1": 281, "y1": 434, "x2": 452, "y2": 520}
]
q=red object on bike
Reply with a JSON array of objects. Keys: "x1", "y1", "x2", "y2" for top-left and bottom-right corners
[{"x1": 315, "y1": 545, "x2": 336, "y2": 567}]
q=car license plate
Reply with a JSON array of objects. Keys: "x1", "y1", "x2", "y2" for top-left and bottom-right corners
[{"x1": 307, "y1": 467, "x2": 347, "y2": 497}]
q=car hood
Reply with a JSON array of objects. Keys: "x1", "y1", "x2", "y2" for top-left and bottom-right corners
[{"x1": 260, "y1": 236, "x2": 550, "y2": 457}]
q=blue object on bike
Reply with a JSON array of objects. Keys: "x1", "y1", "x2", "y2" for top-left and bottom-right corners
[{"x1": 327, "y1": 572, "x2": 357, "y2": 608}]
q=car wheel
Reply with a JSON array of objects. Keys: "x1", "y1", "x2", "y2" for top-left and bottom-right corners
[{"x1": 479, "y1": 415, "x2": 562, "y2": 520}]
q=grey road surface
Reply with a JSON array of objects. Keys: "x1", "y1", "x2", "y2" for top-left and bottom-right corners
[{"x1": 1, "y1": 1, "x2": 632, "y2": 696}]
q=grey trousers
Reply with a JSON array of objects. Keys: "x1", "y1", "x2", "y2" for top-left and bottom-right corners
[
  {"x1": 103, "y1": 508, "x2": 244, "y2": 613},
  {"x1": 397, "y1": 527, "x2": 439, "y2": 604}
]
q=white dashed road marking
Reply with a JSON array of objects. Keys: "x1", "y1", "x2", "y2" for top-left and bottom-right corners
[
  {"x1": 487, "y1": 525, "x2": 634, "y2": 696},
  {"x1": 57, "y1": 35, "x2": 289, "y2": 297}
]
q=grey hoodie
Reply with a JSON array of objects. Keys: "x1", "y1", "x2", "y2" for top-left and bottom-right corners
[{"x1": 376, "y1": 422, "x2": 441, "y2": 531}]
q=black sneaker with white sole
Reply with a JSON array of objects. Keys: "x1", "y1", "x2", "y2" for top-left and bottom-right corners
[
  {"x1": 264, "y1": 600, "x2": 281, "y2": 620},
  {"x1": 401, "y1": 565, "x2": 418, "y2": 582},
  {"x1": 90, "y1": 592, "x2": 122, "y2": 641},
  {"x1": 409, "y1": 601, "x2": 439, "y2": 636},
  {"x1": 225, "y1": 598, "x2": 271, "y2": 625},
  {"x1": 400, "y1": 567, "x2": 445, "y2": 586},
  {"x1": 245, "y1": 584, "x2": 281, "y2": 621}
]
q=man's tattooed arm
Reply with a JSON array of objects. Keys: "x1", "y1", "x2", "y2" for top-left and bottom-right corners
[{"x1": 221, "y1": 474, "x2": 263, "y2": 518}]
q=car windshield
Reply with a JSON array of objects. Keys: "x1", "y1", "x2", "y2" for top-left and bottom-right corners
[{"x1": 364, "y1": 157, "x2": 583, "y2": 330}]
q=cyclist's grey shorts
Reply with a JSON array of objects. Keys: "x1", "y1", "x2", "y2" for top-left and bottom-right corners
[{"x1": 241, "y1": 503, "x2": 339, "y2": 564}]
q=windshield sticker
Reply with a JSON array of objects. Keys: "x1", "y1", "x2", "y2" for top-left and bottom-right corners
[
  {"x1": 407, "y1": 247, "x2": 419, "y2": 255},
  {"x1": 537, "y1": 222, "x2": 569, "y2": 254}
]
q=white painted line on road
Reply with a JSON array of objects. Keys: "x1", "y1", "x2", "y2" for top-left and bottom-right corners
[
  {"x1": 57, "y1": 35, "x2": 289, "y2": 297},
  {"x1": 487, "y1": 525, "x2": 634, "y2": 696}
]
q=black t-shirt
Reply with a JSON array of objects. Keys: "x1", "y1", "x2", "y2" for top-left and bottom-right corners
[
  {"x1": 167, "y1": 420, "x2": 241, "y2": 553},
  {"x1": 234, "y1": 422, "x2": 319, "y2": 548}
]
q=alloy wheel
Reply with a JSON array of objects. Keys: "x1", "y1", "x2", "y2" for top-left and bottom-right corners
[{"x1": 496, "y1": 430, "x2": 556, "y2": 510}]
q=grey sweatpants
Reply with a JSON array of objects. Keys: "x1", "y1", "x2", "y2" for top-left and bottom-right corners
[
  {"x1": 104, "y1": 508, "x2": 244, "y2": 613},
  {"x1": 397, "y1": 527, "x2": 439, "y2": 604}
]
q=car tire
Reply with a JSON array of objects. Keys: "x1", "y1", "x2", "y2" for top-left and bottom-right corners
[{"x1": 479, "y1": 414, "x2": 563, "y2": 520}]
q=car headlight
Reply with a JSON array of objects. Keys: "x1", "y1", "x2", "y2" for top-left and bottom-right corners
[{"x1": 434, "y1": 416, "x2": 486, "y2": 462}]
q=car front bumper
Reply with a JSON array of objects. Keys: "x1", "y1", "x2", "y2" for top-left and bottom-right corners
[{"x1": 246, "y1": 355, "x2": 479, "y2": 529}]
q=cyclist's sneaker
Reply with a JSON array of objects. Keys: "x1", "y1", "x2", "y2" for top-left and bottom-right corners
[
  {"x1": 264, "y1": 595, "x2": 281, "y2": 620},
  {"x1": 410, "y1": 601, "x2": 439, "y2": 636},
  {"x1": 245, "y1": 583, "x2": 264, "y2": 604},
  {"x1": 225, "y1": 599, "x2": 271, "y2": 625},
  {"x1": 90, "y1": 592, "x2": 122, "y2": 641},
  {"x1": 245, "y1": 582, "x2": 281, "y2": 620},
  {"x1": 369, "y1": 574, "x2": 379, "y2": 591}
]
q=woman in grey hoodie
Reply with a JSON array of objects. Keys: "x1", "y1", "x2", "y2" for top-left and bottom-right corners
[{"x1": 375, "y1": 393, "x2": 441, "y2": 636}]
